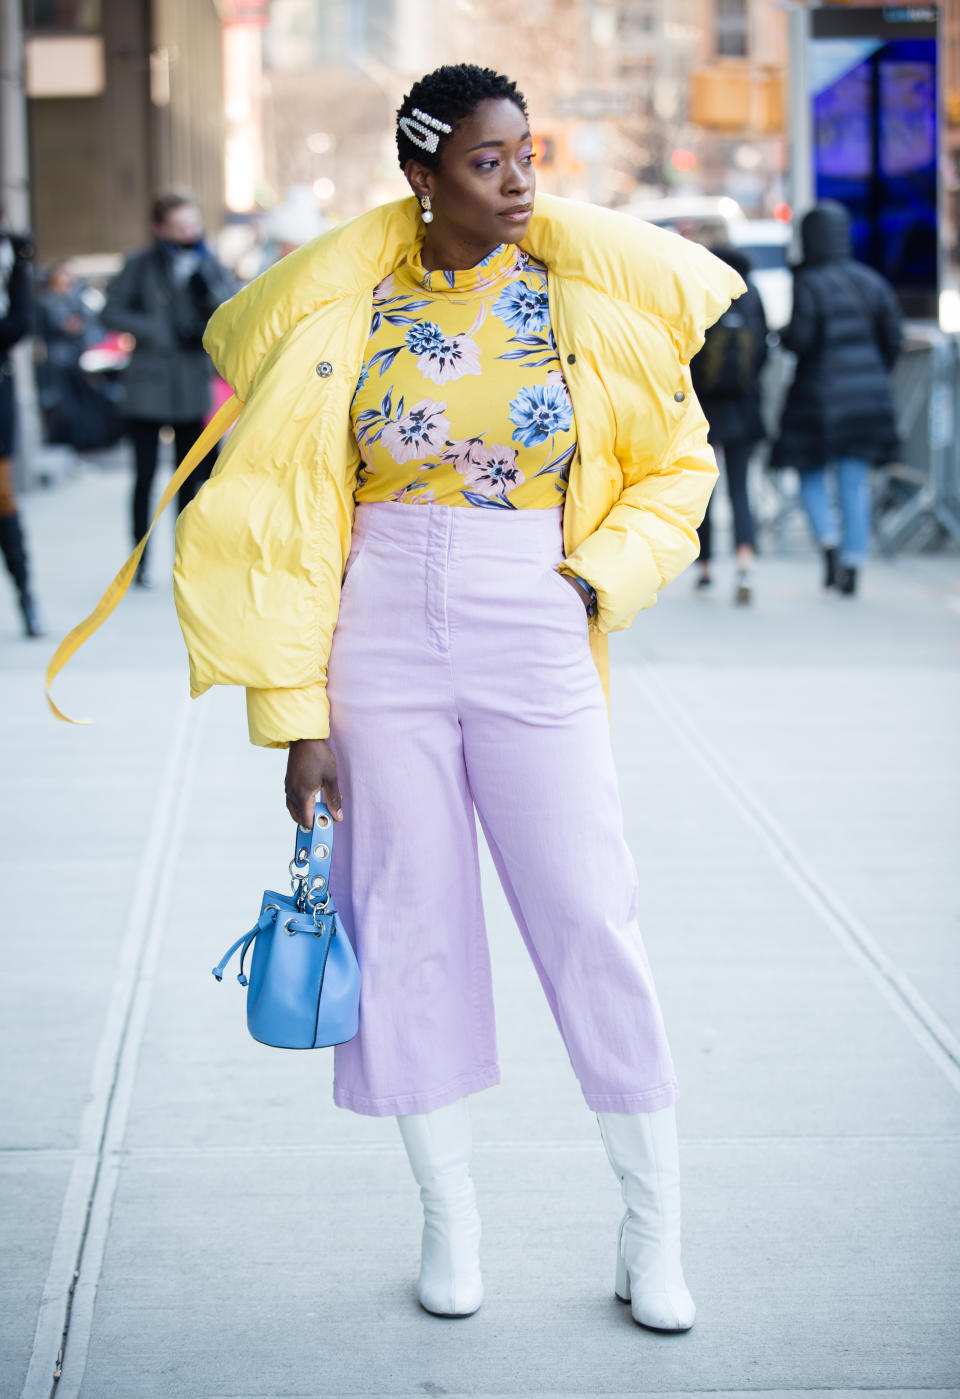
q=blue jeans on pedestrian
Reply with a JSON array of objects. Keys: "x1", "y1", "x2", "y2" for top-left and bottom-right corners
[{"x1": 798, "y1": 458, "x2": 871, "y2": 567}]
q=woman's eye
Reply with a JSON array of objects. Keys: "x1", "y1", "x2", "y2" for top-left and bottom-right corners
[{"x1": 477, "y1": 158, "x2": 499, "y2": 171}]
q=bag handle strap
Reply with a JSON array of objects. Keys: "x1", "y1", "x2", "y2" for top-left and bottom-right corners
[
  {"x1": 290, "y1": 803, "x2": 336, "y2": 914},
  {"x1": 45, "y1": 393, "x2": 243, "y2": 724}
]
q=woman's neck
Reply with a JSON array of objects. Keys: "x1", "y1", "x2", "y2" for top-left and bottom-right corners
[{"x1": 419, "y1": 229, "x2": 505, "y2": 273}]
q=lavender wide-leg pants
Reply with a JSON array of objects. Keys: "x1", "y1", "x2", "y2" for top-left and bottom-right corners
[{"x1": 327, "y1": 502, "x2": 678, "y2": 1117}]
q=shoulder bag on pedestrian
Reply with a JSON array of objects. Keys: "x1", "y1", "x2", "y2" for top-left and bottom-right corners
[{"x1": 212, "y1": 803, "x2": 361, "y2": 1049}]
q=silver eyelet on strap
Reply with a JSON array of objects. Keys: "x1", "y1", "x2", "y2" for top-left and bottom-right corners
[
  {"x1": 313, "y1": 844, "x2": 329, "y2": 860},
  {"x1": 310, "y1": 875, "x2": 326, "y2": 891},
  {"x1": 316, "y1": 813, "x2": 330, "y2": 829},
  {"x1": 284, "y1": 919, "x2": 297, "y2": 935},
  {"x1": 297, "y1": 846, "x2": 308, "y2": 862}
]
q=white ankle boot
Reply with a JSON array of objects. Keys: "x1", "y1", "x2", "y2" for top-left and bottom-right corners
[
  {"x1": 396, "y1": 1098, "x2": 483, "y2": 1318},
  {"x1": 598, "y1": 1105, "x2": 696, "y2": 1332}
]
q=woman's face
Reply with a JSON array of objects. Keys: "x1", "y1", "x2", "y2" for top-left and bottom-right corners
[{"x1": 407, "y1": 97, "x2": 536, "y2": 251}]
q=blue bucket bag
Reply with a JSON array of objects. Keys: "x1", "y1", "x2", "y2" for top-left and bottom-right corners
[{"x1": 212, "y1": 804, "x2": 360, "y2": 1049}]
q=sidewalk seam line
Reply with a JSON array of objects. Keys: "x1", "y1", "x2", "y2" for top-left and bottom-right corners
[{"x1": 18, "y1": 695, "x2": 201, "y2": 1399}]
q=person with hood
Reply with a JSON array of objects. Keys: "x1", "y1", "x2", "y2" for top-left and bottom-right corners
[
  {"x1": 690, "y1": 244, "x2": 767, "y2": 604},
  {"x1": 103, "y1": 191, "x2": 234, "y2": 585},
  {"x1": 773, "y1": 201, "x2": 902, "y2": 595},
  {"x1": 0, "y1": 210, "x2": 43, "y2": 637},
  {"x1": 53, "y1": 66, "x2": 745, "y2": 1333}
]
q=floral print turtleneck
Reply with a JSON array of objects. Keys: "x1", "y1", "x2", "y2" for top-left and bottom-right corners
[{"x1": 350, "y1": 240, "x2": 578, "y2": 508}]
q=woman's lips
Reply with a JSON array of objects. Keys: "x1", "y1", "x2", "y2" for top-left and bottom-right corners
[{"x1": 500, "y1": 207, "x2": 532, "y2": 222}]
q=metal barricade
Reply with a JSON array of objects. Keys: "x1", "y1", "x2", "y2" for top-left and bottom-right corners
[{"x1": 874, "y1": 327, "x2": 960, "y2": 553}]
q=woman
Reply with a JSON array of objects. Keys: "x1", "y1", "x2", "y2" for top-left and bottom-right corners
[
  {"x1": 175, "y1": 66, "x2": 743, "y2": 1330},
  {"x1": 691, "y1": 244, "x2": 767, "y2": 605},
  {"x1": 773, "y1": 201, "x2": 902, "y2": 596}
]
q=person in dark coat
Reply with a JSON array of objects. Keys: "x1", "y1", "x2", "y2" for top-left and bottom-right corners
[
  {"x1": 772, "y1": 201, "x2": 902, "y2": 596},
  {"x1": 35, "y1": 262, "x2": 110, "y2": 449},
  {"x1": 690, "y1": 244, "x2": 767, "y2": 605},
  {"x1": 103, "y1": 191, "x2": 234, "y2": 585},
  {"x1": 0, "y1": 210, "x2": 43, "y2": 637}
]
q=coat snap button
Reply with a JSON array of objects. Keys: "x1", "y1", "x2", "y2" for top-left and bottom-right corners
[
  {"x1": 316, "y1": 361, "x2": 333, "y2": 378},
  {"x1": 566, "y1": 353, "x2": 576, "y2": 365},
  {"x1": 674, "y1": 390, "x2": 685, "y2": 402}
]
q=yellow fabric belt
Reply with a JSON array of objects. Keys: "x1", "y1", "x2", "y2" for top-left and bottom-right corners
[{"x1": 45, "y1": 394, "x2": 243, "y2": 724}]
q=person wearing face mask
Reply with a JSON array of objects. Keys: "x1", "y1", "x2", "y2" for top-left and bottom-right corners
[
  {"x1": 103, "y1": 191, "x2": 234, "y2": 585},
  {"x1": 54, "y1": 66, "x2": 745, "y2": 1333}
]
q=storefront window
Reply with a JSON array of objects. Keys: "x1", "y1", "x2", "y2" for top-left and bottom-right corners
[{"x1": 25, "y1": 0, "x2": 101, "y2": 34}]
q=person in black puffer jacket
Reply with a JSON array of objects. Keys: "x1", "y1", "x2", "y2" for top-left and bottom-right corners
[
  {"x1": 690, "y1": 244, "x2": 767, "y2": 605},
  {"x1": 772, "y1": 201, "x2": 902, "y2": 596}
]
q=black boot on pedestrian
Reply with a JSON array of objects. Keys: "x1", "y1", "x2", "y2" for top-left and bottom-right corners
[
  {"x1": 822, "y1": 546, "x2": 838, "y2": 590},
  {"x1": 0, "y1": 513, "x2": 45, "y2": 637},
  {"x1": 836, "y1": 565, "x2": 858, "y2": 596},
  {"x1": 18, "y1": 587, "x2": 44, "y2": 637}
]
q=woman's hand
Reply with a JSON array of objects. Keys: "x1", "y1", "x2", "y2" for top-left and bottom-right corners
[{"x1": 284, "y1": 738, "x2": 343, "y2": 827}]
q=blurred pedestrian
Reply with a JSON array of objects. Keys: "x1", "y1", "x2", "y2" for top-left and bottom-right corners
[
  {"x1": 772, "y1": 201, "x2": 902, "y2": 596},
  {"x1": 172, "y1": 65, "x2": 744, "y2": 1333},
  {"x1": 103, "y1": 191, "x2": 233, "y2": 585},
  {"x1": 691, "y1": 244, "x2": 767, "y2": 604},
  {"x1": 0, "y1": 209, "x2": 43, "y2": 638},
  {"x1": 35, "y1": 262, "x2": 117, "y2": 450}
]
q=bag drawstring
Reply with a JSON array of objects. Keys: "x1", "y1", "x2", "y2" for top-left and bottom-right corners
[
  {"x1": 211, "y1": 925, "x2": 261, "y2": 985},
  {"x1": 45, "y1": 393, "x2": 243, "y2": 725}
]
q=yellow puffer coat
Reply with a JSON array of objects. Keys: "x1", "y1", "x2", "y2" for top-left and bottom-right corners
[{"x1": 174, "y1": 194, "x2": 744, "y2": 747}]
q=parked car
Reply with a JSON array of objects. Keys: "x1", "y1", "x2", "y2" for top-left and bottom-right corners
[
  {"x1": 727, "y1": 220, "x2": 792, "y2": 330},
  {"x1": 623, "y1": 195, "x2": 746, "y2": 249}
]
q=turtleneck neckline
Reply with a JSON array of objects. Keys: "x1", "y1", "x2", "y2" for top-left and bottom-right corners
[{"x1": 401, "y1": 240, "x2": 524, "y2": 295}]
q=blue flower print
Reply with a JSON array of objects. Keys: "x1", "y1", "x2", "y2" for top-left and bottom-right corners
[
  {"x1": 492, "y1": 279, "x2": 550, "y2": 334},
  {"x1": 405, "y1": 321, "x2": 445, "y2": 356},
  {"x1": 352, "y1": 360, "x2": 369, "y2": 403},
  {"x1": 509, "y1": 383, "x2": 573, "y2": 447}
]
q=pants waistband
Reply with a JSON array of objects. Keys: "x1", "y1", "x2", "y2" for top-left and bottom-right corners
[{"x1": 352, "y1": 501, "x2": 565, "y2": 560}]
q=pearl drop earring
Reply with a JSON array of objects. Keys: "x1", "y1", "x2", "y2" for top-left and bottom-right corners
[{"x1": 420, "y1": 195, "x2": 434, "y2": 225}]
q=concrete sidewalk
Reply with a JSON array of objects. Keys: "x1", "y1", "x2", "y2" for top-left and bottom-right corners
[{"x1": 2, "y1": 462, "x2": 959, "y2": 1399}]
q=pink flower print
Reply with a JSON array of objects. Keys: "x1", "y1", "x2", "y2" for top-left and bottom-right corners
[
  {"x1": 462, "y1": 444, "x2": 524, "y2": 497},
  {"x1": 379, "y1": 399, "x2": 450, "y2": 465},
  {"x1": 373, "y1": 272, "x2": 396, "y2": 300},
  {"x1": 414, "y1": 333, "x2": 482, "y2": 385},
  {"x1": 440, "y1": 437, "x2": 486, "y2": 472},
  {"x1": 387, "y1": 481, "x2": 438, "y2": 504},
  {"x1": 546, "y1": 368, "x2": 572, "y2": 406}
]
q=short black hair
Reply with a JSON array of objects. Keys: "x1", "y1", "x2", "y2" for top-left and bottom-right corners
[
  {"x1": 396, "y1": 64, "x2": 528, "y2": 172},
  {"x1": 151, "y1": 189, "x2": 196, "y2": 226}
]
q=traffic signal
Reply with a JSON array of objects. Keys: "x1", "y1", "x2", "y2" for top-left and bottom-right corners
[{"x1": 531, "y1": 135, "x2": 555, "y2": 167}]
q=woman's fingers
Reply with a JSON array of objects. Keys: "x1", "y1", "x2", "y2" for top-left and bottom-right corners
[
  {"x1": 322, "y1": 775, "x2": 344, "y2": 821},
  {"x1": 284, "y1": 738, "x2": 341, "y2": 825}
]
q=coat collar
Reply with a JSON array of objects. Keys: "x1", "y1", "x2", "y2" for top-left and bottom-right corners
[{"x1": 204, "y1": 193, "x2": 744, "y2": 401}]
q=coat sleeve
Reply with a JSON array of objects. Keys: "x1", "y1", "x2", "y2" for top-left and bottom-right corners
[
  {"x1": 245, "y1": 683, "x2": 331, "y2": 748},
  {"x1": 103, "y1": 255, "x2": 162, "y2": 344},
  {"x1": 779, "y1": 275, "x2": 820, "y2": 357},
  {"x1": 0, "y1": 239, "x2": 33, "y2": 355},
  {"x1": 561, "y1": 396, "x2": 718, "y2": 632}
]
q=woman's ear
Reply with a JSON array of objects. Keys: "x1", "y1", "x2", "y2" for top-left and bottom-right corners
[{"x1": 404, "y1": 160, "x2": 433, "y2": 203}]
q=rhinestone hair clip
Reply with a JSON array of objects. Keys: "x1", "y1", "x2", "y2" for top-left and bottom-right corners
[{"x1": 398, "y1": 106, "x2": 453, "y2": 155}]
